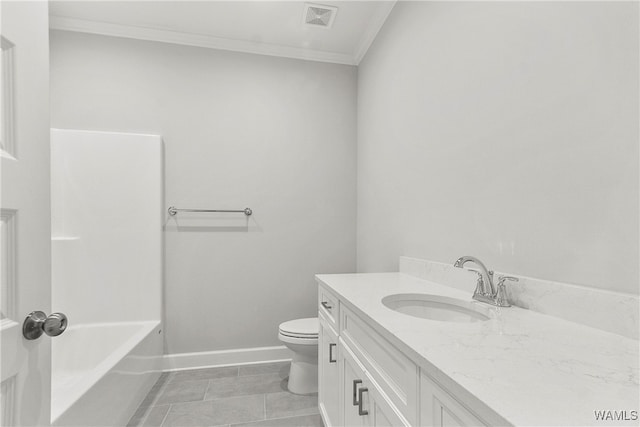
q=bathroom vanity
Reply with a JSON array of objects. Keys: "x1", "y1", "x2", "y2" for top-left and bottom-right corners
[{"x1": 316, "y1": 269, "x2": 639, "y2": 427}]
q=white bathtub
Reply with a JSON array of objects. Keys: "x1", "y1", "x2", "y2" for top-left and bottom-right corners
[{"x1": 51, "y1": 321, "x2": 162, "y2": 426}]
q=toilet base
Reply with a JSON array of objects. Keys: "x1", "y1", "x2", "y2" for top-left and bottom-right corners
[{"x1": 287, "y1": 350, "x2": 318, "y2": 395}]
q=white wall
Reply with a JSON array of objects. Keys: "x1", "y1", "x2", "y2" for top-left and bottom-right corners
[
  {"x1": 51, "y1": 129, "x2": 163, "y2": 324},
  {"x1": 357, "y1": 2, "x2": 639, "y2": 294},
  {"x1": 50, "y1": 31, "x2": 357, "y2": 354}
]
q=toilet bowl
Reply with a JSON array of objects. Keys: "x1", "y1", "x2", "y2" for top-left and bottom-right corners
[{"x1": 278, "y1": 317, "x2": 318, "y2": 395}]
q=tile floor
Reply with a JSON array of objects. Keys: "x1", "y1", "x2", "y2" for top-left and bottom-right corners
[{"x1": 127, "y1": 362, "x2": 323, "y2": 427}]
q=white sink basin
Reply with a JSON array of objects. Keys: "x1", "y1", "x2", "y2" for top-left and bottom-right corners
[{"x1": 382, "y1": 293, "x2": 490, "y2": 323}]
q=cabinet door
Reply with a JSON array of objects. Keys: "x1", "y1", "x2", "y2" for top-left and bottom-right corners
[
  {"x1": 341, "y1": 342, "x2": 369, "y2": 427},
  {"x1": 341, "y1": 343, "x2": 411, "y2": 427},
  {"x1": 319, "y1": 315, "x2": 340, "y2": 427},
  {"x1": 367, "y1": 377, "x2": 411, "y2": 427},
  {"x1": 420, "y1": 373, "x2": 486, "y2": 427}
]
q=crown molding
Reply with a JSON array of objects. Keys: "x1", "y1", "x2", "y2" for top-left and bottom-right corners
[
  {"x1": 353, "y1": 0, "x2": 396, "y2": 65},
  {"x1": 49, "y1": 15, "x2": 358, "y2": 66}
]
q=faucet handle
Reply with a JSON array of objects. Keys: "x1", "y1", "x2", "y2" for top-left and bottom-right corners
[
  {"x1": 497, "y1": 275, "x2": 518, "y2": 286},
  {"x1": 495, "y1": 276, "x2": 519, "y2": 307},
  {"x1": 468, "y1": 270, "x2": 490, "y2": 298}
]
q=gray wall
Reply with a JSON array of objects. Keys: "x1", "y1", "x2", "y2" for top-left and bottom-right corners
[
  {"x1": 50, "y1": 31, "x2": 357, "y2": 354},
  {"x1": 357, "y1": 2, "x2": 639, "y2": 294}
]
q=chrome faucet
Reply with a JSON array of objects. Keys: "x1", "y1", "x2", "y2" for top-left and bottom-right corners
[{"x1": 453, "y1": 256, "x2": 518, "y2": 307}]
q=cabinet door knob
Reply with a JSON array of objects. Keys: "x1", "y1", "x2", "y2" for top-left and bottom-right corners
[
  {"x1": 321, "y1": 301, "x2": 332, "y2": 310},
  {"x1": 328, "y1": 343, "x2": 337, "y2": 363},
  {"x1": 358, "y1": 387, "x2": 369, "y2": 416},
  {"x1": 352, "y1": 379, "x2": 362, "y2": 406}
]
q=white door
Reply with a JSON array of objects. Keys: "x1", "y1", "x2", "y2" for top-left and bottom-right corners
[{"x1": 0, "y1": 1, "x2": 53, "y2": 426}]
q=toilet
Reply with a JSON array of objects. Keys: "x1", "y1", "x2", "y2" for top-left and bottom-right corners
[{"x1": 278, "y1": 317, "x2": 319, "y2": 395}]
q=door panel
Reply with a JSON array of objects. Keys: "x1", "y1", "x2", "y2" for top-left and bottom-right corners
[{"x1": 0, "y1": 1, "x2": 52, "y2": 426}]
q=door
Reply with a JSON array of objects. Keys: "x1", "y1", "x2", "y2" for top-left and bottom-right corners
[
  {"x1": 0, "y1": 1, "x2": 52, "y2": 426},
  {"x1": 318, "y1": 316, "x2": 339, "y2": 426}
]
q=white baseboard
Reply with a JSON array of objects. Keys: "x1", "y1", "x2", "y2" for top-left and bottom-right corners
[{"x1": 162, "y1": 345, "x2": 292, "y2": 372}]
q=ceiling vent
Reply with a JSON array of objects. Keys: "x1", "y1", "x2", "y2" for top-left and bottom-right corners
[{"x1": 303, "y1": 3, "x2": 338, "y2": 29}]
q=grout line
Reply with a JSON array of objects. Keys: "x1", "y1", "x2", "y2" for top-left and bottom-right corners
[
  {"x1": 200, "y1": 380, "x2": 209, "y2": 401},
  {"x1": 137, "y1": 407, "x2": 150, "y2": 427},
  {"x1": 263, "y1": 394, "x2": 267, "y2": 420},
  {"x1": 150, "y1": 375, "x2": 172, "y2": 407},
  {"x1": 147, "y1": 388, "x2": 169, "y2": 417},
  {"x1": 259, "y1": 413, "x2": 322, "y2": 423},
  {"x1": 159, "y1": 404, "x2": 171, "y2": 427},
  {"x1": 127, "y1": 408, "x2": 144, "y2": 427},
  {"x1": 203, "y1": 379, "x2": 212, "y2": 400},
  {"x1": 203, "y1": 392, "x2": 284, "y2": 403},
  {"x1": 209, "y1": 371, "x2": 286, "y2": 383},
  {"x1": 236, "y1": 370, "x2": 289, "y2": 379}
]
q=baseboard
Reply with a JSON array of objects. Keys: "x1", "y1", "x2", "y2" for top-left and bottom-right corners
[{"x1": 162, "y1": 345, "x2": 292, "y2": 372}]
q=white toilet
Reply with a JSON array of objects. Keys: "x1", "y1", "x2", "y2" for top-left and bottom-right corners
[{"x1": 278, "y1": 317, "x2": 319, "y2": 395}]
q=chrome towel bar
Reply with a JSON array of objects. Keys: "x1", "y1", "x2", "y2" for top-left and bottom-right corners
[{"x1": 168, "y1": 206, "x2": 252, "y2": 216}]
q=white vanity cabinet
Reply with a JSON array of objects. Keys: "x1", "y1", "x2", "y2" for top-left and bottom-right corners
[
  {"x1": 420, "y1": 373, "x2": 486, "y2": 427},
  {"x1": 318, "y1": 281, "x2": 493, "y2": 427},
  {"x1": 319, "y1": 315, "x2": 340, "y2": 426},
  {"x1": 340, "y1": 341, "x2": 410, "y2": 427}
]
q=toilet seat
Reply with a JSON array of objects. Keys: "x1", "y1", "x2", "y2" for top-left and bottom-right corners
[
  {"x1": 278, "y1": 333, "x2": 318, "y2": 345},
  {"x1": 278, "y1": 318, "x2": 318, "y2": 340}
]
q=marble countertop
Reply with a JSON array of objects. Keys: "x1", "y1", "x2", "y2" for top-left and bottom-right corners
[{"x1": 316, "y1": 272, "x2": 639, "y2": 427}]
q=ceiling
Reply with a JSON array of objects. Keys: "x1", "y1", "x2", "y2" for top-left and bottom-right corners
[{"x1": 49, "y1": 1, "x2": 397, "y2": 65}]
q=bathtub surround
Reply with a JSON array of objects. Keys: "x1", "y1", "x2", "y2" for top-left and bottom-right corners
[
  {"x1": 51, "y1": 129, "x2": 163, "y2": 324},
  {"x1": 50, "y1": 129, "x2": 163, "y2": 424},
  {"x1": 399, "y1": 256, "x2": 640, "y2": 341},
  {"x1": 357, "y1": 1, "x2": 639, "y2": 295},
  {"x1": 50, "y1": 31, "x2": 357, "y2": 362}
]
